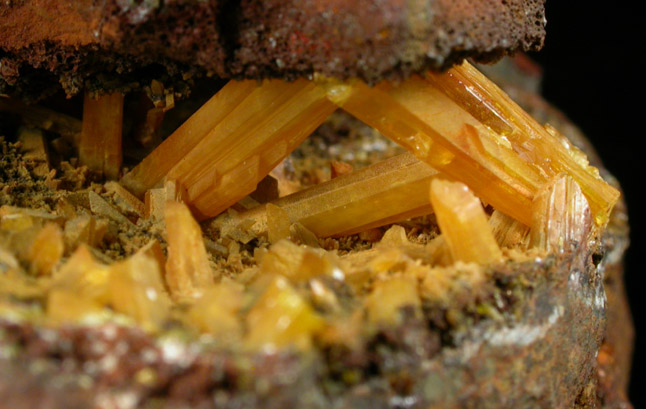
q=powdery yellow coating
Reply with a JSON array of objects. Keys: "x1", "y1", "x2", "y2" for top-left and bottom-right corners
[
  {"x1": 530, "y1": 175, "x2": 592, "y2": 253},
  {"x1": 429, "y1": 179, "x2": 502, "y2": 265},
  {"x1": 164, "y1": 201, "x2": 215, "y2": 299},
  {"x1": 121, "y1": 79, "x2": 337, "y2": 220}
]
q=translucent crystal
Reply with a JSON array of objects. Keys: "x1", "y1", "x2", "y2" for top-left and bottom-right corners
[
  {"x1": 164, "y1": 201, "x2": 215, "y2": 299},
  {"x1": 185, "y1": 282, "x2": 243, "y2": 340},
  {"x1": 230, "y1": 153, "x2": 439, "y2": 238},
  {"x1": 318, "y1": 76, "x2": 540, "y2": 226},
  {"x1": 426, "y1": 62, "x2": 619, "y2": 226},
  {"x1": 429, "y1": 179, "x2": 503, "y2": 264},
  {"x1": 121, "y1": 79, "x2": 337, "y2": 220},
  {"x1": 258, "y1": 239, "x2": 338, "y2": 283},
  {"x1": 107, "y1": 252, "x2": 171, "y2": 331},
  {"x1": 27, "y1": 223, "x2": 63, "y2": 276},
  {"x1": 79, "y1": 91, "x2": 124, "y2": 180},
  {"x1": 245, "y1": 275, "x2": 323, "y2": 350},
  {"x1": 530, "y1": 175, "x2": 592, "y2": 253},
  {"x1": 320, "y1": 63, "x2": 618, "y2": 227},
  {"x1": 53, "y1": 245, "x2": 111, "y2": 302}
]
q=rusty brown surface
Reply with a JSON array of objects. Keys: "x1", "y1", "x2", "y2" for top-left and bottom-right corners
[{"x1": 1, "y1": 0, "x2": 545, "y2": 99}]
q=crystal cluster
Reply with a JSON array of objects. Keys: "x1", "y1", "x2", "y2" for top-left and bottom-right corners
[{"x1": 0, "y1": 60, "x2": 618, "y2": 351}]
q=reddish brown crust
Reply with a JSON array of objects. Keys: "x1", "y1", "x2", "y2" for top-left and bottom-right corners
[
  {"x1": 1, "y1": 0, "x2": 545, "y2": 98},
  {"x1": 232, "y1": 0, "x2": 545, "y2": 81}
]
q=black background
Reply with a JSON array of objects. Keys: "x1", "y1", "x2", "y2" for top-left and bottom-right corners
[{"x1": 530, "y1": 2, "x2": 644, "y2": 405}]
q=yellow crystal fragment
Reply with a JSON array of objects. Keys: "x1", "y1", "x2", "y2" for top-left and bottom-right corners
[
  {"x1": 530, "y1": 175, "x2": 592, "y2": 253},
  {"x1": 258, "y1": 239, "x2": 339, "y2": 283},
  {"x1": 266, "y1": 203, "x2": 291, "y2": 244},
  {"x1": 426, "y1": 62, "x2": 619, "y2": 226},
  {"x1": 231, "y1": 153, "x2": 439, "y2": 238},
  {"x1": 79, "y1": 91, "x2": 124, "y2": 180},
  {"x1": 364, "y1": 276, "x2": 420, "y2": 325},
  {"x1": 53, "y1": 245, "x2": 111, "y2": 302},
  {"x1": 107, "y1": 252, "x2": 171, "y2": 331},
  {"x1": 429, "y1": 179, "x2": 502, "y2": 265},
  {"x1": 121, "y1": 79, "x2": 337, "y2": 220},
  {"x1": 63, "y1": 216, "x2": 108, "y2": 250},
  {"x1": 164, "y1": 201, "x2": 215, "y2": 299},
  {"x1": 27, "y1": 223, "x2": 63, "y2": 276},
  {"x1": 186, "y1": 282, "x2": 243, "y2": 340},
  {"x1": 47, "y1": 289, "x2": 104, "y2": 324},
  {"x1": 245, "y1": 275, "x2": 323, "y2": 350}
]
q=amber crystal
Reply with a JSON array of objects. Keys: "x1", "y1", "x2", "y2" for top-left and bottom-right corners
[
  {"x1": 164, "y1": 201, "x2": 215, "y2": 299},
  {"x1": 79, "y1": 91, "x2": 124, "y2": 180},
  {"x1": 258, "y1": 239, "x2": 339, "y2": 282},
  {"x1": 185, "y1": 282, "x2": 243, "y2": 340},
  {"x1": 107, "y1": 252, "x2": 171, "y2": 331},
  {"x1": 52, "y1": 245, "x2": 111, "y2": 303},
  {"x1": 429, "y1": 179, "x2": 502, "y2": 264},
  {"x1": 229, "y1": 153, "x2": 439, "y2": 238},
  {"x1": 320, "y1": 76, "x2": 541, "y2": 226},
  {"x1": 320, "y1": 64, "x2": 618, "y2": 227},
  {"x1": 27, "y1": 223, "x2": 63, "y2": 276},
  {"x1": 426, "y1": 62, "x2": 619, "y2": 226},
  {"x1": 121, "y1": 79, "x2": 336, "y2": 220},
  {"x1": 530, "y1": 175, "x2": 592, "y2": 253}
]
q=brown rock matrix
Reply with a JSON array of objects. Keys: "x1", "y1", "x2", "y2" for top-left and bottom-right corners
[{"x1": 1, "y1": 0, "x2": 545, "y2": 99}]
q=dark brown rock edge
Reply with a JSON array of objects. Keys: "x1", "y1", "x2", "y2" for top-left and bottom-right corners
[{"x1": 1, "y1": 0, "x2": 545, "y2": 100}]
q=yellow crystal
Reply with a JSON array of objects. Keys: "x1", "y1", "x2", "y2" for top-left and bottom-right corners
[
  {"x1": 245, "y1": 275, "x2": 323, "y2": 350},
  {"x1": 47, "y1": 289, "x2": 103, "y2": 324},
  {"x1": 429, "y1": 179, "x2": 502, "y2": 264},
  {"x1": 320, "y1": 63, "x2": 618, "y2": 227},
  {"x1": 164, "y1": 201, "x2": 215, "y2": 299},
  {"x1": 258, "y1": 239, "x2": 339, "y2": 283},
  {"x1": 185, "y1": 282, "x2": 243, "y2": 340},
  {"x1": 121, "y1": 79, "x2": 337, "y2": 220},
  {"x1": 426, "y1": 62, "x2": 619, "y2": 226},
  {"x1": 107, "y1": 252, "x2": 171, "y2": 331},
  {"x1": 364, "y1": 276, "x2": 420, "y2": 325},
  {"x1": 27, "y1": 223, "x2": 63, "y2": 276},
  {"x1": 230, "y1": 153, "x2": 438, "y2": 238},
  {"x1": 53, "y1": 245, "x2": 111, "y2": 302}
]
